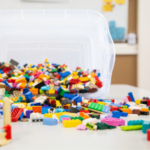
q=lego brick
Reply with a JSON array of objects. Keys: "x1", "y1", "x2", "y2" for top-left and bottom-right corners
[
  {"x1": 82, "y1": 118, "x2": 99, "y2": 125},
  {"x1": 142, "y1": 121, "x2": 150, "y2": 134},
  {"x1": 32, "y1": 106, "x2": 41, "y2": 113},
  {"x1": 26, "y1": 110, "x2": 33, "y2": 119},
  {"x1": 120, "y1": 125, "x2": 142, "y2": 131},
  {"x1": 112, "y1": 111, "x2": 121, "y2": 118},
  {"x1": 41, "y1": 107, "x2": 51, "y2": 114},
  {"x1": 76, "y1": 124, "x2": 87, "y2": 130},
  {"x1": 79, "y1": 112, "x2": 90, "y2": 119},
  {"x1": 61, "y1": 117, "x2": 71, "y2": 122},
  {"x1": 128, "y1": 92, "x2": 135, "y2": 102},
  {"x1": 71, "y1": 116, "x2": 84, "y2": 121},
  {"x1": 59, "y1": 115, "x2": 71, "y2": 122},
  {"x1": 10, "y1": 59, "x2": 19, "y2": 66},
  {"x1": 43, "y1": 118, "x2": 58, "y2": 126},
  {"x1": 18, "y1": 112, "x2": 24, "y2": 121},
  {"x1": 11, "y1": 108, "x2": 23, "y2": 122},
  {"x1": 68, "y1": 107, "x2": 79, "y2": 113},
  {"x1": 30, "y1": 113, "x2": 44, "y2": 122},
  {"x1": 147, "y1": 129, "x2": 150, "y2": 141},
  {"x1": 128, "y1": 114, "x2": 138, "y2": 121},
  {"x1": 63, "y1": 119, "x2": 82, "y2": 128},
  {"x1": 121, "y1": 108, "x2": 132, "y2": 114},
  {"x1": 96, "y1": 122, "x2": 116, "y2": 130},
  {"x1": 132, "y1": 109, "x2": 141, "y2": 115},
  {"x1": 128, "y1": 120, "x2": 144, "y2": 126},
  {"x1": 101, "y1": 118, "x2": 125, "y2": 126},
  {"x1": 120, "y1": 112, "x2": 128, "y2": 117},
  {"x1": 86, "y1": 122, "x2": 97, "y2": 130}
]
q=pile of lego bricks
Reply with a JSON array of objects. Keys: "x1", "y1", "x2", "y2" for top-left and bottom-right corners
[{"x1": 0, "y1": 59, "x2": 150, "y2": 143}]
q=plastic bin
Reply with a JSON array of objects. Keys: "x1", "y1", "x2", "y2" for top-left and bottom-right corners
[{"x1": 0, "y1": 9, "x2": 115, "y2": 99}]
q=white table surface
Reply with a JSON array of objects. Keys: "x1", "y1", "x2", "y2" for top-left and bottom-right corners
[{"x1": 0, "y1": 84, "x2": 150, "y2": 150}]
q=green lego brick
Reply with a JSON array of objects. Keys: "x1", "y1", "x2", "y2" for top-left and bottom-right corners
[
  {"x1": 148, "y1": 106, "x2": 150, "y2": 111},
  {"x1": 5, "y1": 91, "x2": 9, "y2": 94},
  {"x1": 96, "y1": 122, "x2": 116, "y2": 130},
  {"x1": 98, "y1": 104, "x2": 104, "y2": 112},
  {"x1": 90, "y1": 114, "x2": 100, "y2": 119},
  {"x1": 94, "y1": 104, "x2": 100, "y2": 111},
  {"x1": 4, "y1": 94, "x2": 9, "y2": 97},
  {"x1": 120, "y1": 125, "x2": 142, "y2": 131},
  {"x1": 121, "y1": 105, "x2": 127, "y2": 109},
  {"x1": 71, "y1": 116, "x2": 84, "y2": 121},
  {"x1": 86, "y1": 122, "x2": 97, "y2": 130},
  {"x1": 52, "y1": 68, "x2": 57, "y2": 73},
  {"x1": 39, "y1": 89, "x2": 44, "y2": 94}
]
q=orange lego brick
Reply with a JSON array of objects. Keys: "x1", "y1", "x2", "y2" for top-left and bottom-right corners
[
  {"x1": 20, "y1": 83, "x2": 26, "y2": 88},
  {"x1": 38, "y1": 74, "x2": 46, "y2": 80},
  {"x1": 141, "y1": 108, "x2": 149, "y2": 112},
  {"x1": 79, "y1": 112, "x2": 90, "y2": 119},
  {"x1": 63, "y1": 119, "x2": 82, "y2": 128},
  {"x1": 16, "y1": 78, "x2": 27, "y2": 83},
  {"x1": 29, "y1": 88, "x2": 39, "y2": 95},
  {"x1": 32, "y1": 106, "x2": 42, "y2": 113},
  {"x1": 121, "y1": 108, "x2": 132, "y2": 114}
]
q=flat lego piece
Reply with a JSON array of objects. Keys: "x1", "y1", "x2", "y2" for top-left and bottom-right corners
[
  {"x1": 11, "y1": 108, "x2": 23, "y2": 122},
  {"x1": 128, "y1": 114, "x2": 138, "y2": 121},
  {"x1": 96, "y1": 122, "x2": 116, "y2": 130},
  {"x1": 101, "y1": 118, "x2": 125, "y2": 126},
  {"x1": 43, "y1": 118, "x2": 58, "y2": 126},
  {"x1": 63, "y1": 119, "x2": 82, "y2": 128},
  {"x1": 120, "y1": 125, "x2": 142, "y2": 131}
]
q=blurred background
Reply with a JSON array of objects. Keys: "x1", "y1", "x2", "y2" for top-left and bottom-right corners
[{"x1": 0, "y1": 0, "x2": 149, "y2": 91}]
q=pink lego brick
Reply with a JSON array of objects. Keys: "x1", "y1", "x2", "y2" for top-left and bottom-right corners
[
  {"x1": 123, "y1": 96, "x2": 129, "y2": 103},
  {"x1": 101, "y1": 117, "x2": 125, "y2": 126},
  {"x1": 61, "y1": 117, "x2": 71, "y2": 122}
]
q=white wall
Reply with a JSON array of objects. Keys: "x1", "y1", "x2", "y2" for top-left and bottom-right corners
[
  {"x1": 138, "y1": 0, "x2": 150, "y2": 90},
  {"x1": 0, "y1": 0, "x2": 102, "y2": 11}
]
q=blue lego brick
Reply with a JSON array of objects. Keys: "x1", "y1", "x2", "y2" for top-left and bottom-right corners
[
  {"x1": 11, "y1": 105, "x2": 18, "y2": 110},
  {"x1": 124, "y1": 103, "x2": 130, "y2": 108},
  {"x1": 116, "y1": 28, "x2": 125, "y2": 40},
  {"x1": 63, "y1": 93, "x2": 77, "y2": 99},
  {"x1": 43, "y1": 118, "x2": 58, "y2": 126},
  {"x1": 64, "y1": 109, "x2": 69, "y2": 112},
  {"x1": 110, "y1": 103, "x2": 121, "y2": 107},
  {"x1": 120, "y1": 112, "x2": 128, "y2": 117},
  {"x1": 0, "y1": 110, "x2": 3, "y2": 115},
  {"x1": 25, "y1": 92, "x2": 33, "y2": 100},
  {"x1": 41, "y1": 86, "x2": 50, "y2": 90},
  {"x1": 60, "y1": 71, "x2": 71, "y2": 78},
  {"x1": 2, "y1": 80, "x2": 11, "y2": 88},
  {"x1": 59, "y1": 115, "x2": 71, "y2": 122},
  {"x1": 71, "y1": 95, "x2": 82, "y2": 103},
  {"x1": 18, "y1": 112, "x2": 24, "y2": 120},
  {"x1": 23, "y1": 88, "x2": 29, "y2": 95},
  {"x1": 109, "y1": 21, "x2": 116, "y2": 28},
  {"x1": 0, "y1": 70, "x2": 4, "y2": 74},
  {"x1": 42, "y1": 107, "x2": 51, "y2": 114},
  {"x1": 128, "y1": 120, "x2": 144, "y2": 126},
  {"x1": 128, "y1": 92, "x2": 135, "y2": 102},
  {"x1": 142, "y1": 121, "x2": 150, "y2": 134},
  {"x1": 30, "y1": 102, "x2": 41, "y2": 106},
  {"x1": 112, "y1": 111, "x2": 121, "y2": 119},
  {"x1": 103, "y1": 106, "x2": 110, "y2": 113}
]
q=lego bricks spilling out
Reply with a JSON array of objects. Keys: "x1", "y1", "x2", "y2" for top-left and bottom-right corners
[{"x1": 0, "y1": 59, "x2": 150, "y2": 146}]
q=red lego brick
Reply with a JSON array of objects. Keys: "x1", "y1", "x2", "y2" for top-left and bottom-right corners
[
  {"x1": 80, "y1": 110, "x2": 90, "y2": 113},
  {"x1": 127, "y1": 96, "x2": 131, "y2": 102},
  {"x1": 147, "y1": 129, "x2": 150, "y2": 141},
  {"x1": 32, "y1": 106, "x2": 41, "y2": 113},
  {"x1": 111, "y1": 99, "x2": 115, "y2": 103},
  {"x1": 69, "y1": 79, "x2": 80, "y2": 84},
  {"x1": 110, "y1": 106, "x2": 118, "y2": 111},
  {"x1": 2, "y1": 125, "x2": 11, "y2": 140},
  {"x1": 3, "y1": 67, "x2": 11, "y2": 73},
  {"x1": 11, "y1": 108, "x2": 23, "y2": 122},
  {"x1": 147, "y1": 100, "x2": 150, "y2": 106}
]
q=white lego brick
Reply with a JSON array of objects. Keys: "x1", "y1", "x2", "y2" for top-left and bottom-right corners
[{"x1": 128, "y1": 114, "x2": 139, "y2": 121}]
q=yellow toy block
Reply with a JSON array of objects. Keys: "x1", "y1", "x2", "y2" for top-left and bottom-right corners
[
  {"x1": 56, "y1": 100, "x2": 61, "y2": 107},
  {"x1": 72, "y1": 75, "x2": 79, "y2": 79},
  {"x1": 0, "y1": 74, "x2": 2, "y2": 78},
  {"x1": 63, "y1": 119, "x2": 82, "y2": 128},
  {"x1": 60, "y1": 85, "x2": 66, "y2": 88},
  {"x1": 48, "y1": 89, "x2": 55, "y2": 94},
  {"x1": 44, "y1": 113, "x2": 53, "y2": 118},
  {"x1": 72, "y1": 72, "x2": 78, "y2": 75},
  {"x1": 17, "y1": 102, "x2": 27, "y2": 106},
  {"x1": 103, "y1": 0, "x2": 113, "y2": 2},
  {"x1": 116, "y1": 0, "x2": 125, "y2": 4},
  {"x1": 79, "y1": 77, "x2": 89, "y2": 82},
  {"x1": 103, "y1": 4, "x2": 113, "y2": 12},
  {"x1": 98, "y1": 102, "x2": 105, "y2": 105},
  {"x1": 67, "y1": 113, "x2": 78, "y2": 117},
  {"x1": 59, "y1": 75, "x2": 72, "y2": 84},
  {"x1": 90, "y1": 77, "x2": 96, "y2": 84},
  {"x1": 0, "y1": 100, "x2": 3, "y2": 103},
  {"x1": 25, "y1": 106, "x2": 33, "y2": 110},
  {"x1": 135, "y1": 99, "x2": 142, "y2": 105}
]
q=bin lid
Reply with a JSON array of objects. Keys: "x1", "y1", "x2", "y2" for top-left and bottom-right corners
[{"x1": 0, "y1": 9, "x2": 115, "y2": 99}]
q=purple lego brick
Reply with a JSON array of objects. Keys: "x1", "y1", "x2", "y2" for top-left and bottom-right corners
[
  {"x1": 101, "y1": 118, "x2": 125, "y2": 126},
  {"x1": 26, "y1": 110, "x2": 33, "y2": 119},
  {"x1": 0, "y1": 103, "x2": 3, "y2": 109}
]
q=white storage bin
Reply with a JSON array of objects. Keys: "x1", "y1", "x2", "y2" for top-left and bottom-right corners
[{"x1": 0, "y1": 9, "x2": 115, "y2": 99}]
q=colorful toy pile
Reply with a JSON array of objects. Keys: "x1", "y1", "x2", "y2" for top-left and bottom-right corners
[{"x1": 0, "y1": 59, "x2": 150, "y2": 146}]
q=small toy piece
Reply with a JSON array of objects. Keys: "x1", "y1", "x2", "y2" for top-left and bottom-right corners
[
  {"x1": 112, "y1": 111, "x2": 121, "y2": 118},
  {"x1": 59, "y1": 115, "x2": 71, "y2": 122},
  {"x1": 82, "y1": 118, "x2": 99, "y2": 125},
  {"x1": 120, "y1": 112, "x2": 128, "y2": 117},
  {"x1": 79, "y1": 112, "x2": 89, "y2": 119},
  {"x1": 121, "y1": 108, "x2": 132, "y2": 114},
  {"x1": 86, "y1": 122, "x2": 97, "y2": 130},
  {"x1": 76, "y1": 124, "x2": 87, "y2": 130},
  {"x1": 120, "y1": 125, "x2": 142, "y2": 131},
  {"x1": 128, "y1": 114, "x2": 138, "y2": 121},
  {"x1": 101, "y1": 118, "x2": 125, "y2": 126},
  {"x1": 147, "y1": 130, "x2": 150, "y2": 141},
  {"x1": 30, "y1": 113, "x2": 44, "y2": 122},
  {"x1": 71, "y1": 116, "x2": 84, "y2": 121},
  {"x1": 96, "y1": 122, "x2": 116, "y2": 130},
  {"x1": 132, "y1": 109, "x2": 141, "y2": 115},
  {"x1": 11, "y1": 108, "x2": 23, "y2": 122},
  {"x1": 128, "y1": 92, "x2": 135, "y2": 102},
  {"x1": 32, "y1": 106, "x2": 42, "y2": 113},
  {"x1": 128, "y1": 120, "x2": 144, "y2": 126},
  {"x1": 142, "y1": 121, "x2": 150, "y2": 134},
  {"x1": 61, "y1": 117, "x2": 71, "y2": 122},
  {"x1": 43, "y1": 118, "x2": 58, "y2": 126},
  {"x1": 63, "y1": 119, "x2": 82, "y2": 128}
]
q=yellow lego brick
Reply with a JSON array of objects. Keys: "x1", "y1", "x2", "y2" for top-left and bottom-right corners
[
  {"x1": 0, "y1": 74, "x2": 2, "y2": 78},
  {"x1": 59, "y1": 75, "x2": 72, "y2": 84},
  {"x1": 56, "y1": 100, "x2": 61, "y2": 107},
  {"x1": 60, "y1": 85, "x2": 66, "y2": 88},
  {"x1": 79, "y1": 77, "x2": 89, "y2": 82},
  {"x1": 28, "y1": 82, "x2": 34, "y2": 87},
  {"x1": 103, "y1": 0, "x2": 113, "y2": 2},
  {"x1": 90, "y1": 77, "x2": 96, "y2": 84},
  {"x1": 72, "y1": 72, "x2": 78, "y2": 75},
  {"x1": 103, "y1": 4, "x2": 113, "y2": 12},
  {"x1": 63, "y1": 119, "x2": 82, "y2": 128},
  {"x1": 116, "y1": 0, "x2": 125, "y2": 4},
  {"x1": 17, "y1": 103, "x2": 27, "y2": 106},
  {"x1": 98, "y1": 102, "x2": 105, "y2": 105},
  {"x1": 72, "y1": 75, "x2": 79, "y2": 79},
  {"x1": 25, "y1": 106, "x2": 33, "y2": 110},
  {"x1": 32, "y1": 67, "x2": 37, "y2": 71},
  {"x1": 44, "y1": 113, "x2": 53, "y2": 118},
  {"x1": 46, "y1": 76, "x2": 50, "y2": 80},
  {"x1": 0, "y1": 100, "x2": 3, "y2": 103},
  {"x1": 22, "y1": 95, "x2": 26, "y2": 101},
  {"x1": 67, "y1": 113, "x2": 78, "y2": 117},
  {"x1": 135, "y1": 99, "x2": 142, "y2": 105},
  {"x1": 48, "y1": 89, "x2": 55, "y2": 94}
]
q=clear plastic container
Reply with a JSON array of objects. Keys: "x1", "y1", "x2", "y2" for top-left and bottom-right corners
[{"x1": 0, "y1": 9, "x2": 115, "y2": 99}]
